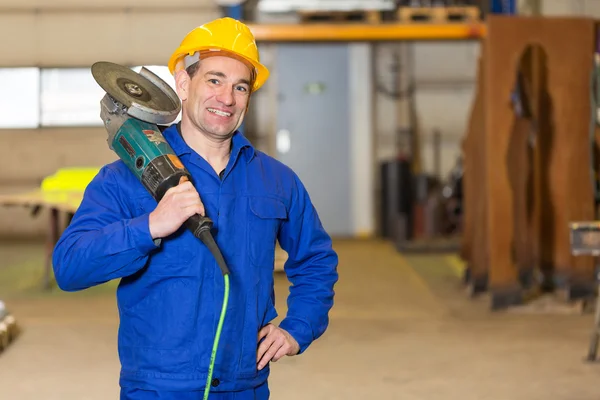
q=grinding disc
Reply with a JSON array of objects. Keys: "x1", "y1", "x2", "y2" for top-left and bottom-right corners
[{"x1": 91, "y1": 61, "x2": 180, "y2": 120}]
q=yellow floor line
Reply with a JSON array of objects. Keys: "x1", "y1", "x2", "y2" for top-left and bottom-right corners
[
  {"x1": 445, "y1": 254, "x2": 466, "y2": 278},
  {"x1": 395, "y1": 252, "x2": 448, "y2": 316}
]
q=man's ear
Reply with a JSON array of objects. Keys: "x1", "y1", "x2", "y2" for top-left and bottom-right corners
[{"x1": 174, "y1": 70, "x2": 190, "y2": 101}]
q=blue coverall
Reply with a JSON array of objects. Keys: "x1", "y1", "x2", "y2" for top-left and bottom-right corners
[{"x1": 52, "y1": 124, "x2": 339, "y2": 399}]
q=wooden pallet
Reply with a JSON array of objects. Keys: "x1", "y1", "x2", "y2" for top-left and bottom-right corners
[
  {"x1": 397, "y1": 6, "x2": 481, "y2": 23},
  {"x1": 298, "y1": 9, "x2": 382, "y2": 24}
]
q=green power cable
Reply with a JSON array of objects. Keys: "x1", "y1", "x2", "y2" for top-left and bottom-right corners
[{"x1": 203, "y1": 274, "x2": 230, "y2": 400}]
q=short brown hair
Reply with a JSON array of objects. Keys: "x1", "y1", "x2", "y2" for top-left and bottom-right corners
[{"x1": 186, "y1": 62, "x2": 201, "y2": 79}]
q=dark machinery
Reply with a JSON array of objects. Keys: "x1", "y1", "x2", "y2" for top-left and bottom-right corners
[
  {"x1": 91, "y1": 61, "x2": 229, "y2": 400},
  {"x1": 565, "y1": 47, "x2": 600, "y2": 363},
  {"x1": 569, "y1": 222, "x2": 600, "y2": 362}
]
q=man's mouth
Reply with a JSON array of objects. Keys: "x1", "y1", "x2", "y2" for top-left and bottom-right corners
[{"x1": 207, "y1": 108, "x2": 232, "y2": 117}]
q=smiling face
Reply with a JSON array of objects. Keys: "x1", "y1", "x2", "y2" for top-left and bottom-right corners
[{"x1": 175, "y1": 54, "x2": 252, "y2": 141}]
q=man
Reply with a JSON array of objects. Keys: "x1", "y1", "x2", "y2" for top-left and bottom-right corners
[{"x1": 52, "y1": 17, "x2": 339, "y2": 400}]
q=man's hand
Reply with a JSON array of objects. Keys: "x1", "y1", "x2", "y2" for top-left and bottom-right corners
[
  {"x1": 256, "y1": 324, "x2": 300, "y2": 370},
  {"x1": 148, "y1": 177, "x2": 205, "y2": 239}
]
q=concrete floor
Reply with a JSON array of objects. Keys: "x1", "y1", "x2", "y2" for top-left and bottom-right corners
[{"x1": 0, "y1": 238, "x2": 599, "y2": 399}]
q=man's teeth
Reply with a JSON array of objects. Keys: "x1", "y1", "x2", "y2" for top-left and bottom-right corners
[{"x1": 208, "y1": 108, "x2": 231, "y2": 117}]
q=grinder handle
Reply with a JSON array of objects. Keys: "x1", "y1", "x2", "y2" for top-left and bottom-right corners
[
  {"x1": 178, "y1": 176, "x2": 214, "y2": 239},
  {"x1": 185, "y1": 214, "x2": 214, "y2": 239}
]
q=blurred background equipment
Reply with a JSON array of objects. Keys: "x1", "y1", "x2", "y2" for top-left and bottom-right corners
[
  {"x1": 568, "y1": 222, "x2": 600, "y2": 361},
  {"x1": 0, "y1": 300, "x2": 18, "y2": 353},
  {"x1": 397, "y1": 0, "x2": 482, "y2": 23},
  {"x1": 0, "y1": 168, "x2": 98, "y2": 289},
  {"x1": 461, "y1": 15, "x2": 596, "y2": 310}
]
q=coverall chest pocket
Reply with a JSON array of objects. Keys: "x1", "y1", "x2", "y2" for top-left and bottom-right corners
[
  {"x1": 135, "y1": 196, "x2": 195, "y2": 267},
  {"x1": 247, "y1": 197, "x2": 287, "y2": 268}
]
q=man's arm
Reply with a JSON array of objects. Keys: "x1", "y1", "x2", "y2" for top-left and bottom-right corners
[
  {"x1": 277, "y1": 173, "x2": 339, "y2": 354},
  {"x1": 52, "y1": 166, "x2": 160, "y2": 292}
]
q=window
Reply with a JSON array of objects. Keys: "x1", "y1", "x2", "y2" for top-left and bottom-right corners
[
  {"x1": 0, "y1": 68, "x2": 40, "y2": 128},
  {"x1": 0, "y1": 65, "x2": 179, "y2": 129},
  {"x1": 40, "y1": 68, "x2": 106, "y2": 127}
]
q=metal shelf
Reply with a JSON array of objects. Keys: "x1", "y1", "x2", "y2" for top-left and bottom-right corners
[{"x1": 247, "y1": 22, "x2": 487, "y2": 42}]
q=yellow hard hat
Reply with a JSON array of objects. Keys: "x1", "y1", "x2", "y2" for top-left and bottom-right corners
[{"x1": 168, "y1": 17, "x2": 269, "y2": 92}]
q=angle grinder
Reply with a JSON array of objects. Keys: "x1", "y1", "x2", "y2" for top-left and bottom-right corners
[
  {"x1": 91, "y1": 61, "x2": 230, "y2": 399},
  {"x1": 90, "y1": 61, "x2": 228, "y2": 275}
]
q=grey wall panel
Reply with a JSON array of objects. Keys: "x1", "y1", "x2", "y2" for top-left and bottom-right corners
[
  {"x1": 0, "y1": 13, "x2": 37, "y2": 65},
  {"x1": 0, "y1": 10, "x2": 221, "y2": 67},
  {"x1": 275, "y1": 44, "x2": 352, "y2": 237},
  {"x1": 415, "y1": 88, "x2": 475, "y2": 140},
  {"x1": 37, "y1": 12, "x2": 130, "y2": 66},
  {"x1": 413, "y1": 42, "x2": 479, "y2": 82},
  {"x1": 414, "y1": 87, "x2": 474, "y2": 176}
]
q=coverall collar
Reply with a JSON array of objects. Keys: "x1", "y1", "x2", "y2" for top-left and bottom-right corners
[{"x1": 164, "y1": 122, "x2": 256, "y2": 165}]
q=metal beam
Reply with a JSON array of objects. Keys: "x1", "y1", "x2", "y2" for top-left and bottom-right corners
[{"x1": 248, "y1": 23, "x2": 487, "y2": 42}]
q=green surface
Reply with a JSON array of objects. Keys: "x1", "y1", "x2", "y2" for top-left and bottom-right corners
[
  {"x1": 0, "y1": 241, "x2": 118, "y2": 300},
  {"x1": 41, "y1": 167, "x2": 100, "y2": 193}
]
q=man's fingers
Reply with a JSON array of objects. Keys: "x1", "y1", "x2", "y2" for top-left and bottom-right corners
[
  {"x1": 256, "y1": 335, "x2": 275, "y2": 364},
  {"x1": 258, "y1": 337, "x2": 284, "y2": 370},
  {"x1": 256, "y1": 325, "x2": 279, "y2": 367},
  {"x1": 168, "y1": 179, "x2": 192, "y2": 192},
  {"x1": 271, "y1": 345, "x2": 288, "y2": 363},
  {"x1": 181, "y1": 205, "x2": 205, "y2": 218},
  {"x1": 174, "y1": 181, "x2": 195, "y2": 194},
  {"x1": 179, "y1": 196, "x2": 204, "y2": 209},
  {"x1": 258, "y1": 324, "x2": 271, "y2": 342},
  {"x1": 256, "y1": 325, "x2": 275, "y2": 361},
  {"x1": 171, "y1": 191, "x2": 198, "y2": 203},
  {"x1": 255, "y1": 326, "x2": 300, "y2": 370}
]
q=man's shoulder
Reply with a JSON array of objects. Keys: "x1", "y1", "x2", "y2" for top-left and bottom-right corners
[
  {"x1": 97, "y1": 159, "x2": 135, "y2": 182},
  {"x1": 251, "y1": 149, "x2": 297, "y2": 180},
  {"x1": 91, "y1": 160, "x2": 142, "y2": 194}
]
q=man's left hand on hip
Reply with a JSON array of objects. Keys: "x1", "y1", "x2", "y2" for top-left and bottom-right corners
[{"x1": 256, "y1": 323, "x2": 300, "y2": 370}]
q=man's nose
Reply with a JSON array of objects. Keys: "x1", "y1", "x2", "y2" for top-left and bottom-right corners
[{"x1": 216, "y1": 86, "x2": 235, "y2": 106}]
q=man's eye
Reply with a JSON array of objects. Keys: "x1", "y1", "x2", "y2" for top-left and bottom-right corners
[
  {"x1": 236, "y1": 86, "x2": 248, "y2": 92},
  {"x1": 209, "y1": 79, "x2": 219, "y2": 84}
]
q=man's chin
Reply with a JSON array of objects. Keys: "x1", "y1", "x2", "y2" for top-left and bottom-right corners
[{"x1": 206, "y1": 127, "x2": 237, "y2": 138}]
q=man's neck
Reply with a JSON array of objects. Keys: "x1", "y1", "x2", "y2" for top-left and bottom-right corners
[{"x1": 179, "y1": 119, "x2": 232, "y2": 174}]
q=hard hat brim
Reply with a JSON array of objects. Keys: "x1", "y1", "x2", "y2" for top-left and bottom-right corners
[{"x1": 169, "y1": 47, "x2": 270, "y2": 92}]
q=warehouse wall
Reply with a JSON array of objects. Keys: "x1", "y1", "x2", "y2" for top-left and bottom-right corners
[
  {"x1": 0, "y1": 0, "x2": 220, "y2": 67},
  {"x1": 0, "y1": 0, "x2": 596, "y2": 238}
]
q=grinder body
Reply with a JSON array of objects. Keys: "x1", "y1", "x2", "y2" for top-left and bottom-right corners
[
  {"x1": 111, "y1": 118, "x2": 213, "y2": 239},
  {"x1": 113, "y1": 118, "x2": 184, "y2": 199}
]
